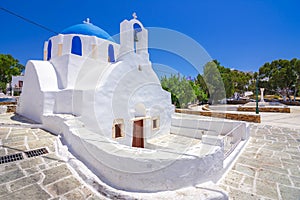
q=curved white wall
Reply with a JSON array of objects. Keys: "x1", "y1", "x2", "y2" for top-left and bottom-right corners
[
  {"x1": 42, "y1": 115, "x2": 223, "y2": 192},
  {"x1": 17, "y1": 60, "x2": 58, "y2": 123},
  {"x1": 76, "y1": 58, "x2": 174, "y2": 146}
]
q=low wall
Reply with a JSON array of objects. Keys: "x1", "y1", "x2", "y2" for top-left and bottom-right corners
[
  {"x1": 171, "y1": 116, "x2": 250, "y2": 155},
  {"x1": 227, "y1": 100, "x2": 249, "y2": 104},
  {"x1": 171, "y1": 116, "x2": 248, "y2": 136},
  {"x1": 279, "y1": 101, "x2": 300, "y2": 106},
  {"x1": 175, "y1": 109, "x2": 261, "y2": 123},
  {"x1": 42, "y1": 114, "x2": 224, "y2": 192},
  {"x1": 0, "y1": 101, "x2": 17, "y2": 105},
  {"x1": 237, "y1": 106, "x2": 290, "y2": 113},
  {"x1": 0, "y1": 102, "x2": 17, "y2": 113}
]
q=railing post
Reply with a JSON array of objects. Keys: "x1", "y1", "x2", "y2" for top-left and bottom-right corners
[{"x1": 256, "y1": 76, "x2": 259, "y2": 114}]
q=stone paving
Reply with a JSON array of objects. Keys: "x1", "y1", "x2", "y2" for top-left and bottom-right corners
[
  {"x1": 0, "y1": 114, "x2": 106, "y2": 200},
  {"x1": 0, "y1": 111, "x2": 300, "y2": 199},
  {"x1": 218, "y1": 124, "x2": 300, "y2": 200}
]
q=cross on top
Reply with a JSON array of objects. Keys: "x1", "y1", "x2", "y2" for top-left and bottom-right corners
[
  {"x1": 132, "y1": 12, "x2": 137, "y2": 19},
  {"x1": 83, "y1": 18, "x2": 91, "y2": 24}
]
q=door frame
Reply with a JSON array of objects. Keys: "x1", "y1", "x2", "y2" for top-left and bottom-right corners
[{"x1": 132, "y1": 119, "x2": 144, "y2": 148}]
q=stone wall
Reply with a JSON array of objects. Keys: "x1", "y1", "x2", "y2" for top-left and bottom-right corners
[
  {"x1": 0, "y1": 102, "x2": 17, "y2": 113},
  {"x1": 175, "y1": 109, "x2": 261, "y2": 123},
  {"x1": 237, "y1": 106, "x2": 290, "y2": 113},
  {"x1": 0, "y1": 101, "x2": 16, "y2": 105}
]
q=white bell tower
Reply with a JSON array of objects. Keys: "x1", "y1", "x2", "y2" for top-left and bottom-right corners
[{"x1": 119, "y1": 13, "x2": 149, "y2": 61}]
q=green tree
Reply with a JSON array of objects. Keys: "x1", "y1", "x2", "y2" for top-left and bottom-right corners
[
  {"x1": 290, "y1": 58, "x2": 300, "y2": 101},
  {"x1": 188, "y1": 80, "x2": 208, "y2": 103},
  {"x1": 231, "y1": 70, "x2": 252, "y2": 94},
  {"x1": 160, "y1": 75, "x2": 196, "y2": 108},
  {"x1": 195, "y1": 74, "x2": 209, "y2": 102},
  {"x1": 259, "y1": 58, "x2": 300, "y2": 100},
  {"x1": 203, "y1": 61, "x2": 226, "y2": 103},
  {"x1": 0, "y1": 54, "x2": 24, "y2": 92},
  {"x1": 214, "y1": 61, "x2": 234, "y2": 98},
  {"x1": 211, "y1": 60, "x2": 254, "y2": 98}
]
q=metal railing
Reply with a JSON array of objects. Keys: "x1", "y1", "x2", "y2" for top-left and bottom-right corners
[{"x1": 223, "y1": 123, "x2": 243, "y2": 159}]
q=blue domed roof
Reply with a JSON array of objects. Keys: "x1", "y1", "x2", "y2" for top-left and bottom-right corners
[{"x1": 61, "y1": 22, "x2": 114, "y2": 41}]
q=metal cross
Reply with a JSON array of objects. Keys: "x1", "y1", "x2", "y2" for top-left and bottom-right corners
[
  {"x1": 132, "y1": 12, "x2": 137, "y2": 19},
  {"x1": 83, "y1": 18, "x2": 91, "y2": 24}
]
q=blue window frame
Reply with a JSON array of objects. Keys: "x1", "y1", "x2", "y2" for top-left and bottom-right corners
[
  {"x1": 108, "y1": 44, "x2": 115, "y2": 62},
  {"x1": 71, "y1": 36, "x2": 82, "y2": 56},
  {"x1": 47, "y1": 40, "x2": 52, "y2": 60}
]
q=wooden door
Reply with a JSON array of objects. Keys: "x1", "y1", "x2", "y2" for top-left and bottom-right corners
[{"x1": 132, "y1": 120, "x2": 144, "y2": 148}]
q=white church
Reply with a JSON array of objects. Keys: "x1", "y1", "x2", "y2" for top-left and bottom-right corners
[
  {"x1": 18, "y1": 14, "x2": 249, "y2": 194},
  {"x1": 18, "y1": 14, "x2": 173, "y2": 148}
]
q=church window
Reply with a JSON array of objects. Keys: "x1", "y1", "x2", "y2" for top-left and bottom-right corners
[
  {"x1": 108, "y1": 44, "x2": 115, "y2": 62},
  {"x1": 71, "y1": 36, "x2": 82, "y2": 56},
  {"x1": 113, "y1": 119, "x2": 125, "y2": 139},
  {"x1": 152, "y1": 117, "x2": 160, "y2": 130},
  {"x1": 47, "y1": 40, "x2": 52, "y2": 60}
]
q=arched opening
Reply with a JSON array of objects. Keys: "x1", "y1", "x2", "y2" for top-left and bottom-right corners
[
  {"x1": 133, "y1": 23, "x2": 142, "y2": 53},
  {"x1": 112, "y1": 119, "x2": 125, "y2": 139},
  {"x1": 71, "y1": 36, "x2": 82, "y2": 56},
  {"x1": 47, "y1": 40, "x2": 52, "y2": 60},
  {"x1": 108, "y1": 44, "x2": 115, "y2": 62}
]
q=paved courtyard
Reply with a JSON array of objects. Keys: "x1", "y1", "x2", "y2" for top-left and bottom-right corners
[
  {"x1": 0, "y1": 114, "x2": 106, "y2": 200},
  {"x1": 218, "y1": 124, "x2": 300, "y2": 199},
  {"x1": 0, "y1": 107, "x2": 299, "y2": 199},
  {"x1": 218, "y1": 106, "x2": 300, "y2": 199}
]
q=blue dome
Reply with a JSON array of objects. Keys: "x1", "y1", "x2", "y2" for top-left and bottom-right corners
[{"x1": 61, "y1": 23, "x2": 114, "y2": 41}]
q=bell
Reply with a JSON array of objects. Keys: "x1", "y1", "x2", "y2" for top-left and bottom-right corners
[{"x1": 134, "y1": 31, "x2": 138, "y2": 42}]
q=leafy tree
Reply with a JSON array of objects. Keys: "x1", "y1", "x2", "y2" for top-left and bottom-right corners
[
  {"x1": 214, "y1": 61, "x2": 234, "y2": 98},
  {"x1": 0, "y1": 54, "x2": 24, "y2": 93},
  {"x1": 160, "y1": 75, "x2": 196, "y2": 108},
  {"x1": 188, "y1": 80, "x2": 208, "y2": 103},
  {"x1": 290, "y1": 58, "x2": 300, "y2": 100},
  {"x1": 195, "y1": 74, "x2": 209, "y2": 102},
  {"x1": 210, "y1": 60, "x2": 254, "y2": 98},
  {"x1": 231, "y1": 70, "x2": 253, "y2": 94},
  {"x1": 203, "y1": 61, "x2": 226, "y2": 103},
  {"x1": 259, "y1": 58, "x2": 300, "y2": 100}
]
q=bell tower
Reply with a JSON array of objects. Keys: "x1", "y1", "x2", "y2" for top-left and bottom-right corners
[{"x1": 119, "y1": 13, "x2": 149, "y2": 61}]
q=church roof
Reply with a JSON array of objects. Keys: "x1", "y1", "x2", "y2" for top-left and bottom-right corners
[{"x1": 61, "y1": 21, "x2": 113, "y2": 41}]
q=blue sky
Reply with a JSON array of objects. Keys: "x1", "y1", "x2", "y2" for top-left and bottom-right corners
[{"x1": 0, "y1": 0, "x2": 299, "y2": 77}]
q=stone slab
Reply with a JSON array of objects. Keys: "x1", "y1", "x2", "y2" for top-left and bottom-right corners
[
  {"x1": 42, "y1": 164, "x2": 72, "y2": 185},
  {"x1": 46, "y1": 176, "x2": 81, "y2": 196},
  {"x1": 2, "y1": 184, "x2": 51, "y2": 200}
]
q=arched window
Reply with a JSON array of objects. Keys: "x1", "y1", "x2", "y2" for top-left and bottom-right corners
[
  {"x1": 47, "y1": 40, "x2": 52, "y2": 60},
  {"x1": 71, "y1": 36, "x2": 82, "y2": 56},
  {"x1": 133, "y1": 23, "x2": 142, "y2": 53},
  {"x1": 133, "y1": 23, "x2": 142, "y2": 41},
  {"x1": 108, "y1": 44, "x2": 115, "y2": 62}
]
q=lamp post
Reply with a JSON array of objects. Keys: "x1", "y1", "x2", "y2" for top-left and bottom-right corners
[{"x1": 255, "y1": 76, "x2": 259, "y2": 114}]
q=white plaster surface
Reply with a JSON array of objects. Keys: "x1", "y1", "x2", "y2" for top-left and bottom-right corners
[
  {"x1": 171, "y1": 113, "x2": 249, "y2": 138},
  {"x1": 17, "y1": 60, "x2": 58, "y2": 123},
  {"x1": 11, "y1": 75, "x2": 24, "y2": 91},
  {"x1": 44, "y1": 114, "x2": 225, "y2": 192},
  {"x1": 56, "y1": 134, "x2": 227, "y2": 199}
]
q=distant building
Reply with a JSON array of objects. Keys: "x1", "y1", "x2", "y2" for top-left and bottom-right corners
[{"x1": 11, "y1": 75, "x2": 24, "y2": 96}]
